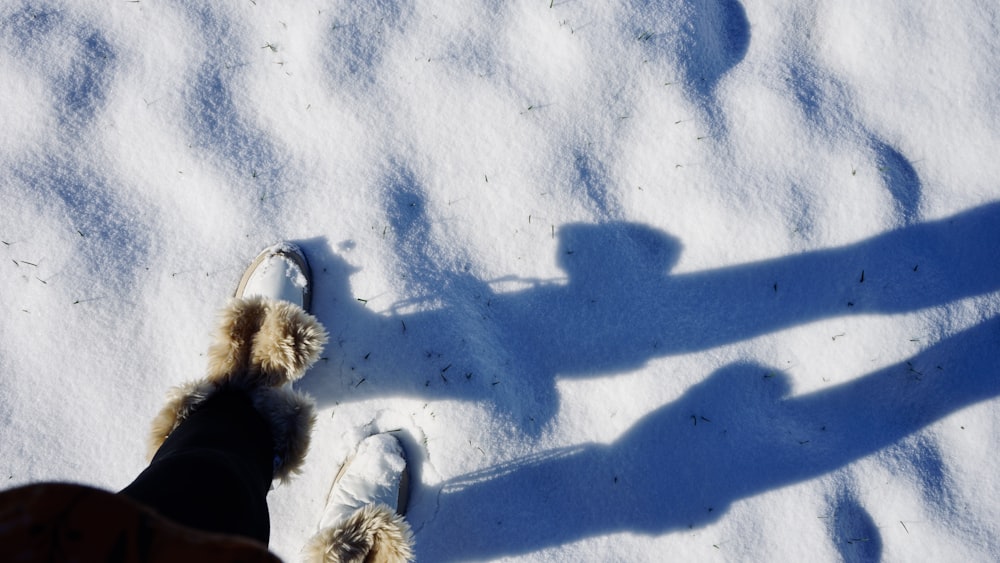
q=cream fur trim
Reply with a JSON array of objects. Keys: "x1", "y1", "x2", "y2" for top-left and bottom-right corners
[
  {"x1": 302, "y1": 504, "x2": 414, "y2": 563},
  {"x1": 147, "y1": 380, "x2": 215, "y2": 459},
  {"x1": 254, "y1": 386, "x2": 316, "y2": 483},
  {"x1": 207, "y1": 296, "x2": 328, "y2": 388}
]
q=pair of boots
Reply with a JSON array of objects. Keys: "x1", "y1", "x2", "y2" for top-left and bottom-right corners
[{"x1": 144, "y1": 243, "x2": 413, "y2": 562}]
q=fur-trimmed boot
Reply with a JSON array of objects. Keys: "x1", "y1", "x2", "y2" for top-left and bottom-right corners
[
  {"x1": 122, "y1": 243, "x2": 329, "y2": 544},
  {"x1": 149, "y1": 242, "x2": 328, "y2": 482},
  {"x1": 303, "y1": 433, "x2": 414, "y2": 563}
]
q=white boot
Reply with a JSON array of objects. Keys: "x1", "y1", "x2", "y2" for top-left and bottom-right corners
[
  {"x1": 235, "y1": 242, "x2": 313, "y2": 312},
  {"x1": 303, "y1": 433, "x2": 414, "y2": 563}
]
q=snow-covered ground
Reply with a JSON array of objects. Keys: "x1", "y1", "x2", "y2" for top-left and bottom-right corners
[{"x1": 2, "y1": 1, "x2": 1000, "y2": 560}]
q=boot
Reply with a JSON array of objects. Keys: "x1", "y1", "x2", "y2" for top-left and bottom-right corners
[
  {"x1": 302, "y1": 433, "x2": 414, "y2": 563},
  {"x1": 147, "y1": 243, "x2": 328, "y2": 483}
]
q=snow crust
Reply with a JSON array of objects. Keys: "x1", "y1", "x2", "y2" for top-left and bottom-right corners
[{"x1": 1, "y1": 1, "x2": 999, "y2": 560}]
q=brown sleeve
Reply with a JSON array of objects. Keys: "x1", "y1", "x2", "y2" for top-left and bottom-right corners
[{"x1": 0, "y1": 482, "x2": 282, "y2": 562}]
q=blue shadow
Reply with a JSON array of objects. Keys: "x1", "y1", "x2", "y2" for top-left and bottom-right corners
[
  {"x1": 420, "y1": 315, "x2": 999, "y2": 559},
  {"x1": 300, "y1": 202, "x2": 1000, "y2": 429}
]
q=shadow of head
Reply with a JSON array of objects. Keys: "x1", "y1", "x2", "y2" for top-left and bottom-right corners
[
  {"x1": 680, "y1": 361, "x2": 792, "y2": 407},
  {"x1": 556, "y1": 222, "x2": 683, "y2": 285}
]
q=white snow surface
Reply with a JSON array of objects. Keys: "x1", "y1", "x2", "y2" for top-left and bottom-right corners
[{"x1": 2, "y1": 1, "x2": 1000, "y2": 561}]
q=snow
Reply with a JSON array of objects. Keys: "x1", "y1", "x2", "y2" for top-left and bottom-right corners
[{"x1": 2, "y1": 1, "x2": 999, "y2": 561}]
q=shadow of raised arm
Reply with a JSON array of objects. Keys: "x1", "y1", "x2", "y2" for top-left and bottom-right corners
[{"x1": 494, "y1": 202, "x2": 1000, "y2": 378}]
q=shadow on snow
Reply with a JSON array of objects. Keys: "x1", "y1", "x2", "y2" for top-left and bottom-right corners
[
  {"x1": 294, "y1": 201, "x2": 1000, "y2": 558},
  {"x1": 426, "y1": 315, "x2": 999, "y2": 559},
  {"x1": 299, "y1": 202, "x2": 1000, "y2": 422}
]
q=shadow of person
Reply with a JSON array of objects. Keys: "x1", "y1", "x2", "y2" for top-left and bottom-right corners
[
  {"x1": 296, "y1": 202, "x2": 1000, "y2": 432},
  {"x1": 419, "y1": 314, "x2": 1000, "y2": 560}
]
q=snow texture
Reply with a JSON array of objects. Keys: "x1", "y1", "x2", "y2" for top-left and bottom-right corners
[{"x1": 2, "y1": 1, "x2": 999, "y2": 561}]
